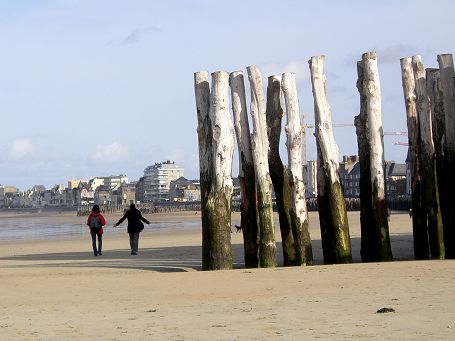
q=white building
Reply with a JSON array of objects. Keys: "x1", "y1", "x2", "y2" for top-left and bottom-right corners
[
  {"x1": 89, "y1": 175, "x2": 128, "y2": 192},
  {"x1": 304, "y1": 160, "x2": 318, "y2": 198},
  {"x1": 142, "y1": 161, "x2": 184, "y2": 202}
]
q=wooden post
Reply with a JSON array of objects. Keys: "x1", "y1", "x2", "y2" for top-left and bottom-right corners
[
  {"x1": 229, "y1": 71, "x2": 259, "y2": 268},
  {"x1": 356, "y1": 52, "x2": 393, "y2": 261},
  {"x1": 412, "y1": 56, "x2": 444, "y2": 259},
  {"x1": 308, "y1": 55, "x2": 352, "y2": 264},
  {"x1": 194, "y1": 71, "x2": 215, "y2": 270},
  {"x1": 206, "y1": 71, "x2": 234, "y2": 270},
  {"x1": 354, "y1": 60, "x2": 376, "y2": 262},
  {"x1": 281, "y1": 72, "x2": 313, "y2": 265},
  {"x1": 400, "y1": 57, "x2": 428, "y2": 259},
  {"x1": 266, "y1": 75, "x2": 297, "y2": 266},
  {"x1": 412, "y1": 57, "x2": 444, "y2": 259},
  {"x1": 247, "y1": 65, "x2": 277, "y2": 267},
  {"x1": 426, "y1": 68, "x2": 449, "y2": 255},
  {"x1": 437, "y1": 54, "x2": 455, "y2": 258}
]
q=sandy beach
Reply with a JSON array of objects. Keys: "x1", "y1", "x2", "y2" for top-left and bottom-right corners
[{"x1": 0, "y1": 210, "x2": 454, "y2": 340}]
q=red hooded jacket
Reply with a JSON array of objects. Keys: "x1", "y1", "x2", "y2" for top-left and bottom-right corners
[{"x1": 87, "y1": 211, "x2": 106, "y2": 235}]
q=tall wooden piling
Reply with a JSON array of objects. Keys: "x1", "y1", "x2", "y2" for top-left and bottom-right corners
[
  {"x1": 354, "y1": 60, "x2": 376, "y2": 261},
  {"x1": 356, "y1": 52, "x2": 393, "y2": 261},
  {"x1": 309, "y1": 55, "x2": 352, "y2": 264},
  {"x1": 400, "y1": 57, "x2": 428, "y2": 259},
  {"x1": 206, "y1": 71, "x2": 234, "y2": 270},
  {"x1": 281, "y1": 72, "x2": 313, "y2": 265},
  {"x1": 426, "y1": 68, "x2": 449, "y2": 255},
  {"x1": 265, "y1": 75, "x2": 297, "y2": 266},
  {"x1": 412, "y1": 56, "x2": 444, "y2": 259},
  {"x1": 229, "y1": 71, "x2": 259, "y2": 268},
  {"x1": 194, "y1": 71, "x2": 215, "y2": 269},
  {"x1": 247, "y1": 65, "x2": 277, "y2": 267},
  {"x1": 437, "y1": 54, "x2": 455, "y2": 258}
]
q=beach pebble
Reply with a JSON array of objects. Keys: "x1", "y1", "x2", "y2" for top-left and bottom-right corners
[{"x1": 376, "y1": 307, "x2": 395, "y2": 314}]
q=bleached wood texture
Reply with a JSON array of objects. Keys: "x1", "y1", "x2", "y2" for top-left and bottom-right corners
[
  {"x1": 247, "y1": 65, "x2": 277, "y2": 267},
  {"x1": 194, "y1": 71, "x2": 215, "y2": 270},
  {"x1": 265, "y1": 75, "x2": 296, "y2": 266},
  {"x1": 281, "y1": 72, "x2": 313, "y2": 265},
  {"x1": 229, "y1": 71, "x2": 259, "y2": 268},
  {"x1": 437, "y1": 54, "x2": 455, "y2": 259},
  {"x1": 205, "y1": 71, "x2": 234, "y2": 270},
  {"x1": 309, "y1": 55, "x2": 352, "y2": 264},
  {"x1": 412, "y1": 56, "x2": 444, "y2": 259},
  {"x1": 360, "y1": 51, "x2": 392, "y2": 261},
  {"x1": 400, "y1": 57, "x2": 427, "y2": 259},
  {"x1": 362, "y1": 53, "x2": 385, "y2": 199}
]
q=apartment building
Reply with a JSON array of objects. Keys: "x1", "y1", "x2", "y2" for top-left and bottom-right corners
[{"x1": 141, "y1": 161, "x2": 184, "y2": 202}]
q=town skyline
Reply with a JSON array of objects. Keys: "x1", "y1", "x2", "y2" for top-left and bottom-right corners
[{"x1": 1, "y1": 153, "x2": 407, "y2": 193}]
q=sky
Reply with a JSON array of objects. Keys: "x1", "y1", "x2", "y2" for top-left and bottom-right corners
[{"x1": 1, "y1": 0, "x2": 454, "y2": 190}]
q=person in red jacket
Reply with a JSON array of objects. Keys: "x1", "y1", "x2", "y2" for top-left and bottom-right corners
[{"x1": 87, "y1": 204, "x2": 106, "y2": 256}]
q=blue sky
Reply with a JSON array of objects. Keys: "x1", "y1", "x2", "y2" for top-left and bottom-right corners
[{"x1": 1, "y1": 0, "x2": 454, "y2": 190}]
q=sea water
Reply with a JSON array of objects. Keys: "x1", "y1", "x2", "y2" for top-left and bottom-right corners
[{"x1": 0, "y1": 213, "x2": 200, "y2": 242}]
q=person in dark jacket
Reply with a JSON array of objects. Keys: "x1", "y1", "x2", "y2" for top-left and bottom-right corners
[
  {"x1": 86, "y1": 204, "x2": 106, "y2": 256},
  {"x1": 114, "y1": 203, "x2": 150, "y2": 255}
]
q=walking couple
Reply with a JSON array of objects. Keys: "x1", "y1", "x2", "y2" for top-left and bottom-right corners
[{"x1": 87, "y1": 203, "x2": 150, "y2": 256}]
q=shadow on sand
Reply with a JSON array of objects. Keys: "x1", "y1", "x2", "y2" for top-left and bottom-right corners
[{"x1": 0, "y1": 234, "x2": 415, "y2": 273}]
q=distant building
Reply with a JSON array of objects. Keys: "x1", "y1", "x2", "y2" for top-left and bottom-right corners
[
  {"x1": 135, "y1": 177, "x2": 145, "y2": 203},
  {"x1": 169, "y1": 177, "x2": 200, "y2": 202},
  {"x1": 304, "y1": 160, "x2": 318, "y2": 198},
  {"x1": 339, "y1": 155, "x2": 361, "y2": 198},
  {"x1": 386, "y1": 161, "x2": 407, "y2": 196},
  {"x1": 116, "y1": 182, "x2": 137, "y2": 205},
  {"x1": 141, "y1": 161, "x2": 185, "y2": 202},
  {"x1": 89, "y1": 175, "x2": 128, "y2": 192},
  {"x1": 94, "y1": 185, "x2": 112, "y2": 205},
  {"x1": 1, "y1": 185, "x2": 19, "y2": 207},
  {"x1": 68, "y1": 179, "x2": 88, "y2": 189}
]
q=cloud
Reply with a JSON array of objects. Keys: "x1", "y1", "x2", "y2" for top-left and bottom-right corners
[
  {"x1": 8, "y1": 138, "x2": 36, "y2": 159},
  {"x1": 344, "y1": 44, "x2": 420, "y2": 66},
  {"x1": 91, "y1": 142, "x2": 128, "y2": 162},
  {"x1": 259, "y1": 60, "x2": 310, "y2": 86},
  {"x1": 375, "y1": 44, "x2": 420, "y2": 64},
  {"x1": 119, "y1": 26, "x2": 161, "y2": 46}
]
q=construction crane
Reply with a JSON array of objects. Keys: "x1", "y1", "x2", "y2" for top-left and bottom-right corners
[
  {"x1": 303, "y1": 124, "x2": 408, "y2": 137},
  {"x1": 383, "y1": 131, "x2": 408, "y2": 136},
  {"x1": 394, "y1": 141, "x2": 409, "y2": 146},
  {"x1": 303, "y1": 123, "x2": 354, "y2": 129}
]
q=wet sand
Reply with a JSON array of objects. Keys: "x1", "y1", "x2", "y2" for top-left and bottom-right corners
[{"x1": 0, "y1": 211, "x2": 454, "y2": 340}]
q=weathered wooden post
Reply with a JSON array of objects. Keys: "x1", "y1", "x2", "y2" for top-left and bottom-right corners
[
  {"x1": 229, "y1": 71, "x2": 259, "y2": 268},
  {"x1": 194, "y1": 71, "x2": 215, "y2": 269},
  {"x1": 400, "y1": 57, "x2": 428, "y2": 259},
  {"x1": 355, "y1": 52, "x2": 393, "y2": 261},
  {"x1": 281, "y1": 72, "x2": 313, "y2": 265},
  {"x1": 309, "y1": 55, "x2": 352, "y2": 264},
  {"x1": 194, "y1": 71, "x2": 234, "y2": 270},
  {"x1": 266, "y1": 75, "x2": 297, "y2": 266},
  {"x1": 437, "y1": 54, "x2": 455, "y2": 258},
  {"x1": 426, "y1": 68, "x2": 449, "y2": 252},
  {"x1": 207, "y1": 71, "x2": 234, "y2": 270},
  {"x1": 354, "y1": 60, "x2": 376, "y2": 261},
  {"x1": 247, "y1": 65, "x2": 277, "y2": 267},
  {"x1": 412, "y1": 56, "x2": 444, "y2": 259}
]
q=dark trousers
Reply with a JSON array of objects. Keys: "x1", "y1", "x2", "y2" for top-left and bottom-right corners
[
  {"x1": 129, "y1": 232, "x2": 140, "y2": 254},
  {"x1": 91, "y1": 233, "x2": 102, "y2": 255}
]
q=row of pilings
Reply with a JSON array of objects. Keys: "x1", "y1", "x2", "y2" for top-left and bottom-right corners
[{"x1": 194, "y1": 52, "x2": 455, "y2": 270}]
